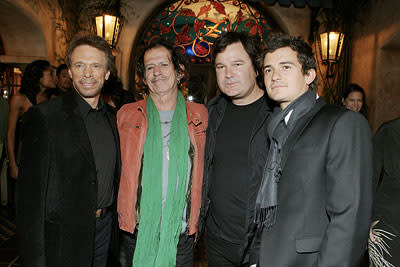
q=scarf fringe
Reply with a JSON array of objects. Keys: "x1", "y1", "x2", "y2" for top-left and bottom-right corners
[{"x1": 255, "y1": 206, "x2": 277, "y2": 230}]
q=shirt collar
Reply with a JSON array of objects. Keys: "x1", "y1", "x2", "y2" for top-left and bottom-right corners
[
  {"x1": 283, "y1": 93, "x2": 319, "y2": 125},
  {"x1": 74, "y1": 89, "x2": 105, "y2": 117}
]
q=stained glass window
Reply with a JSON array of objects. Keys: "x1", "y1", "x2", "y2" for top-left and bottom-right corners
[{"x1": 140, "y1": 0, "x2": 273, "y2": 64}]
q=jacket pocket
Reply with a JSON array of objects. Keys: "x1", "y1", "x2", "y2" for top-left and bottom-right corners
[
  {"x1": 295, "y1": 236, "x2": 323, "y2": 253},
  {"x1": 194, "y1": 127, "x2": 206, "y2": 136}
]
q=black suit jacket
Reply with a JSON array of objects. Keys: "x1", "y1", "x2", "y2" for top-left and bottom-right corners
[
  {"x1": 17, "y1": 91, "x2": 121, "y2": 267},
  {"x1": 257, "y1": 99, "x2": 373, "y2": 267}
]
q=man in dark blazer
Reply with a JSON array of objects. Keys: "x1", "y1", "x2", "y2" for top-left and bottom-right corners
[
  {"x1": 252, "y1": 34, "x2": 373, "y2": 267},
  {"x1": 17, "y1": 35, "x2": 120, "y2": 267}
]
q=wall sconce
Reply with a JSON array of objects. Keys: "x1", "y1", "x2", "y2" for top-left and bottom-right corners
[
  {"x1": 318, "y1": 31, "x2": 345, "y2": 77},
  {"x1": 95, "y1": 14, "x2": 121, "y2": 48}
]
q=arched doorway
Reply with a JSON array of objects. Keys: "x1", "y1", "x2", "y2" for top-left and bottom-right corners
[
  {"x1": 0, "y1": 0, "x2": 49, "y2": 98},
  {"x1": 129, "y1": 0, "x2": 282, "y2": 103}
]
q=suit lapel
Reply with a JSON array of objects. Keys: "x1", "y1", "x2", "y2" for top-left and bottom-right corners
[
  {"x1": 61, "y1": 92, "x2": 96, "y2": 170},
  {"x1": 280, "y1": 99, "x2": 326, "y2": 170},
  {"x1": 105, "y1": 106, "x2": 121, "y2": 182}
]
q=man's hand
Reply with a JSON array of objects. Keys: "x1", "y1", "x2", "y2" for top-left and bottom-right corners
[{"x1": 369, "y1": 220, "x2": 380, "y2": 243}]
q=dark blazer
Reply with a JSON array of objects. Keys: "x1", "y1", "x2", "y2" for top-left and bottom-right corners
[
  {"x1": 17, "y1": 91, "x2": 121, "y2": 267},
  {"x1": 257, "y1": 99, "x2": 373, "y2": 267},
  {"x1": 372, "y1": 117, "x2": 400, "y2": 266}
]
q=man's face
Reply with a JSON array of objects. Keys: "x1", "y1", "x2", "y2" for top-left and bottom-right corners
[
  {"x1": 263, "y1": 47, "x2": 316, "y2": 110},
  {"x1": 342, "y1": 91, "x2": 363, "y2": 112},
  {"x1": 68, "y1": 45, "x2": 110, "y2": 101},
  {"x1": 57, "y1": 69, "x2": 72, "y2": 92},
  {"x1": 144, "y1": 46, "x2": 180, "y2": 97},
  {"x1": 215, "y1": 42, "x2": 259, "y2": 105}
]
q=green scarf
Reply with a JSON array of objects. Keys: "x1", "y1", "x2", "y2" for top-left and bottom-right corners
[{"x1": 133, "y1": 91, "x2": 189, "y2": 267}]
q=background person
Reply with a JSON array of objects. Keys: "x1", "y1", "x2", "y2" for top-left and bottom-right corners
[
  {"x1": 7, "y1": 59, "x2": 55, "y2": 181},
  {"x1": 101, "y1": 74, "x2": 135, "y2": 110},
  {"x1": 369, "y1": 117, "x2": 400, "y2": 266},
  {"x1": 56, "y1": 63, "x2": 72, "y2": 94},
  {"x1": 342, "y1": 83, "x2": 367, "y2": 116},
  {"x1": 0, "y1": 96, "x2": 8, "y2": 205}
]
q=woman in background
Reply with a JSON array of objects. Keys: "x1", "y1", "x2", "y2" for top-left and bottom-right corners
[
  {"x1": 342, "y1": 83, "x2": 367, "y2": 117},
  {"x1": 7, "y1": 60, "x2": 56, "y2": 180}
]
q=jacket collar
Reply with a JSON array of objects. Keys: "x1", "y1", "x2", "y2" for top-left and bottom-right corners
[{"x1": 138, "y1": 97, "x2": 204, "y2": 126}]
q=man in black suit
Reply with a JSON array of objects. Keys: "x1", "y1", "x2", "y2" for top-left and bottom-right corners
[
  {"x1": 253, "y1": 34, "x2": 373, "y2": 267},
  {"x1": 17, "y1": 35, "x2": 120, "y2": 267}
]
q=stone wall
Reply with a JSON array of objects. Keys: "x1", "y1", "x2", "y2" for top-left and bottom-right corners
[{"x1": 351, "y1": 0, "x2": 400, "y2": 132}]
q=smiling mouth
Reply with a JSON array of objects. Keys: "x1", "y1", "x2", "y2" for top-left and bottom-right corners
[
  {"x1": 80, "y1": 80, "x2": 96, "y2": 88},
  {"x1": 151, "y1": 76, "x2": 167, "y2": 83}
]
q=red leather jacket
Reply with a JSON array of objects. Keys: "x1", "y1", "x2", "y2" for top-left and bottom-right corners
[{"x1": 117, "y1": 99, "x2": 208, "y2": 236}]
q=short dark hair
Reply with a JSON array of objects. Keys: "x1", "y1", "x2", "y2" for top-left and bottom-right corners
[
  {"x1": 260, "y1": 33, "x2": 318, "y2": 91},
  {"x1": 66, "y1": 34, "x2": 115, "y2": 74},
  {"x1": 102, "y1": 74, "x2": 135, "y2": 110},
  {"x1": 20, "y1": 60, "x2": 51, "y2": 105},
  {"x1": 136, "y1": 38, "x2": 188, "y2": 91},
  {"x1": 56, "y1": 64, "x2": 68, "y2": 77},
  {"x1": 342, "y1": 83, "x2": 367, "y2": 116},
  {"x1": 212, "y1": 31, "x2": 261, "y2": 73}
]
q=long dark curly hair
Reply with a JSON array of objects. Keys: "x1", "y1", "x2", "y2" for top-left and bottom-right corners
[{"x1": 20, "y1": 60, "x2": 51, "y2": 105}]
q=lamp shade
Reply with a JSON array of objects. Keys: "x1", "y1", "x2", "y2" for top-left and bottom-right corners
[
  {"x1": 95, "y1": 15, "x2": 120, "y2": 47},
  {"x1": 319, "y1": 31, "x2": 344, "y2": 63}
]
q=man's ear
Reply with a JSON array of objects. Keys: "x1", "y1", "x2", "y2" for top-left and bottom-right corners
[
  {"x1": 105, "y1": 70, "x2": 110, "y2": 81},
  {"x1": 305, "y1": 68, "x2": 316, "y2": 85}
]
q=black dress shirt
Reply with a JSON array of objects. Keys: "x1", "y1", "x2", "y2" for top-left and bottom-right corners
[{"x1": 75, "y1": 91, "x2": 116, "y2": 208}]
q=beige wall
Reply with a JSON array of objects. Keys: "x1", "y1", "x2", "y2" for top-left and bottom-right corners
[
  {"x1": 351, "y1": 0, "x2": 400, "y2": 132},
  {"x1": 0, "y1": 0, "x2": 62, "y2": 65}
]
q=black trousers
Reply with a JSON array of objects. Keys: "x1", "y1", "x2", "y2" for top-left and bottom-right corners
[
  {"x1": 92, "y1": 211, "x2": 112, "y2": 267},
  {"x1": 119, "y1": 229, "x2": 194, "y2": 267},
  {"x1": 205, "y1": 229, "x2": 252, "y2": 267}
]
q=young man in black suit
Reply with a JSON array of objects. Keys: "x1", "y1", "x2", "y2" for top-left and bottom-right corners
[{"x1": 253, "y1": 34, "x2": 373, "y2": 267}]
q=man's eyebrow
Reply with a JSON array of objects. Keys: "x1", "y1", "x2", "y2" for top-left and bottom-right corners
[
  {"x1": 263, "y1": 61, "x2": 296, "y2": 68},
  {"x1": 279, "y1": 61, "x2": 295, "y2": 65}
]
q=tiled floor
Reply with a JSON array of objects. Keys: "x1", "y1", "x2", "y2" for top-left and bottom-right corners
[{"x1": 0, "y1": 204, "x2": 207, "y2": 267}]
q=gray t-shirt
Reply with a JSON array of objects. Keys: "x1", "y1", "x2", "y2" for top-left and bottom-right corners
[{"x1": 159, "y1": 110, "x2": 191, "y2": 233}]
